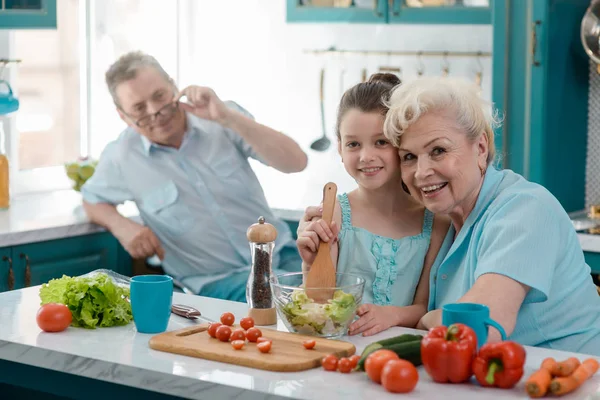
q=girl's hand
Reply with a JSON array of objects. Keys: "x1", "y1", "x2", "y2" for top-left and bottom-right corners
[
  {"x1": 296, "y1": 219, "x2": 338, "y2": 265},
  {"x1": 348, "y1": 304, "x2": 402, "y2": 337},
  {"x1": 297, "y1": 205, "x2": 324, "y2": 238}
]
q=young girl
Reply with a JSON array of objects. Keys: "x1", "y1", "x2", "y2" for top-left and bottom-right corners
[{"x1": 297, "y1": 73, "x2": 449, "y2": 337}]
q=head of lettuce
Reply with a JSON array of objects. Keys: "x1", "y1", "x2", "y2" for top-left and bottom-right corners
[{"x1": 39, "y1": 273, "x2": 132, "y2": 329}]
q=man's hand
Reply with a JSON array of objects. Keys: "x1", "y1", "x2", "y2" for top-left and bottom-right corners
[
  {"x1": 177, "y1": 86, "x2": 231, "y2": 125},
  {"x1": 113, "y1": 219, "x2": 165, "y2": 260}
]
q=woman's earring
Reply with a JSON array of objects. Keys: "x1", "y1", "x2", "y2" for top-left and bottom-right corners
[{"x1": 479, "y1": 164, "x2": 485, "y2": 177}]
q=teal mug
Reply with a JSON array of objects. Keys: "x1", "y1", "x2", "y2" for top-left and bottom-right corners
[
  {"x1": 130, "y1": 275, "x2": 173, "y2": 334},
  {"x1": 0, "y1": 80, "x2": 19, "y2": 115},
  {"x1": 442, "y1": 303, "x2": 506, "y2": 348}
]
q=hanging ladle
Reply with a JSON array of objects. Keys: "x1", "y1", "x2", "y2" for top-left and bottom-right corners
[{"x1": 310, "y1": 68, "x2": 331, "y2": 151}]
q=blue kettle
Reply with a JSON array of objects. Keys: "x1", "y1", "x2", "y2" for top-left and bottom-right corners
[{"x1": 0, "y1": 80, "x2": 19, "y2": 115}]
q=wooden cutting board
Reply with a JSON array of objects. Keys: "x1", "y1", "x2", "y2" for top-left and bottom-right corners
[{"x1": 149, "y1": 324, "x2": 356, "y2": 372}]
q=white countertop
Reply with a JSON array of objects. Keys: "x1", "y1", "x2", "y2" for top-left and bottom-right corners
[
  {"x1": 1, "y1": 286, "x2": 600, "y2": 400},
  {"x1": 0, "y1": 190, "x2": 304, "y2": 248}
]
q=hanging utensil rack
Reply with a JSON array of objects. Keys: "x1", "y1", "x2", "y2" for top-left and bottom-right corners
[{"x1": 304, "y1": 48, "x2": 491, "y2": 58}]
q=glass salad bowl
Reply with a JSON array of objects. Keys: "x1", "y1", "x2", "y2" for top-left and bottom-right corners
[{"x1": 270, "y1": 272, "x2": 365, "y2": 339}]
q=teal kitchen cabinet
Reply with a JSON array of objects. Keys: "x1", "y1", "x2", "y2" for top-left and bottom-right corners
[
  {"x1": 491, "y1": 0, "x2": 589, "y2": 212},
  {"x1": 388, "y1": 0, "x2": 491, "y2": 25},
  {"x1": 0, "y1": 232, "x2": 132, "y2": 292},
  {"x1": 286, "y1": 0, "x2": 387, "y2": 23},
  {"x1": 287, "y1": 0, "x2": 490, "y2": 24},
  {"x1": 584, "y1": 251, "x2": 600, "y2": 275},
  {"x1": 0, "y1": 246, "x2": 12, "y2": 292},
  {"x1": 0, "y1": 0, "x2": 57, "y2": 29}
]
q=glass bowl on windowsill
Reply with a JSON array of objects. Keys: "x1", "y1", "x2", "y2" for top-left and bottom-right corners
[{"x1": 64, "y1": 157, "x2": 98, "y2": 192}]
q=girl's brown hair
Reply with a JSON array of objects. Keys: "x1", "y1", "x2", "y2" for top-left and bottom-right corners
[{"x1": 335, "y1": 73, "x2": 401, "y2": 140}]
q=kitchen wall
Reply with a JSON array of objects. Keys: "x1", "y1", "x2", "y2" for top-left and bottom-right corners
[{"x1": 189, "y1": 1, "x2": 493, "y2": 210}]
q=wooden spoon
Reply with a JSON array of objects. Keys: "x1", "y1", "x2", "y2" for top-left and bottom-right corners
[{"x1": 305, "y1": 182, "x2": 337, "y2": 302}]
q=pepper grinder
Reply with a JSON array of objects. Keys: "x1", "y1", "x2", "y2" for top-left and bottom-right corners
[{"x1": 246, "y1": 216, "x2": 278, "y2": 326}]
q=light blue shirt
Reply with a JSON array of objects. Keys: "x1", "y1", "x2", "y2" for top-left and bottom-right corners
[
  {"x1": 429, "y1": 166, "x2": 600, "y2": 355},
  {"x1": 81, "y1": 103, "x2": 297, "y2": 293},
  {"x1": 336, "y1": 193, "x2": 433, "y2": 306}
]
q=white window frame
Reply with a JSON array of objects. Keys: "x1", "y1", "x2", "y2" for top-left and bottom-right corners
[{"x1": 6, "y1": 0, "x2": 195, "y2": 195}]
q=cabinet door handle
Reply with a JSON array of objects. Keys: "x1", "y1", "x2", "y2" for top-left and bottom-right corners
[
  {"x1": 531, "y1": 20, "x2": 541, "y2": 67},
  {"x1": 389, "y1": 0, "x2": 399, "y2": 16},
  {"x1": 20, "y1": 253, "x2": 31, "y2": 287},
  {"x1": 373, "y1": 0, "x2": 383, "y2": 16},
  {"x1": 2, "y1": 256, "x2": 14, "y2": 291}
]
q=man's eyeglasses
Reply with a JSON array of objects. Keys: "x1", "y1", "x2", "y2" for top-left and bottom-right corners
[{"x1": 125, "y1": 101, "x2": 179, "y2": 128}]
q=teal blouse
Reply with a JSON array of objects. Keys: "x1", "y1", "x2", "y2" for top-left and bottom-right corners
[{"x1": 336, "y1": 193, "x2": 433, "y2": 306}]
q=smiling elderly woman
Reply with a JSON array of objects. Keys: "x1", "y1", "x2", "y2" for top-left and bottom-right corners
[{"x1": 384, "y1": 77, "x2": 600, "y2": 355}]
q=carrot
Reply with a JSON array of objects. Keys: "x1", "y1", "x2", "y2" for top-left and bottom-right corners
[
  {"x1": 525, "y1": 368, "x2": 552, "y2": 398},
  {"x1": 549, "y1": 358, "x2": 600, "y2": 396},
  {"x1": 556, "y1": 357, "x2": 581, "y2": 377},
  {"x1": 541, "y1": 357, "x2": 558, "y2": 372}
]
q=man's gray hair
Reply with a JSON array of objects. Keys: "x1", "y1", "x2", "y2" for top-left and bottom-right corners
[{"x1": 105, "y1": 51, "x2": 174, "y2": 106}]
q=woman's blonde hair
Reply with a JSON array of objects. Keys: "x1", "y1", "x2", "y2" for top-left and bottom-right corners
[{"x1": 383, "y1": 77, "x2": 501, "y2": 165}]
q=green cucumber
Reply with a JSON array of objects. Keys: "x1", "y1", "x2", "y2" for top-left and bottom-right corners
[
  {"x1": 356, "y1": 334, "x2": 423, "y2": 371},
  {"x1": 384, "y1": 339, "x2": 423, "y2": 367}
]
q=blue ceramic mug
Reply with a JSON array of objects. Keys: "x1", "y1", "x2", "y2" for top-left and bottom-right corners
[
  {"x1": 442, "y1": 303, "x2": 507, "y2": 348},
  {"x1": 130, "y1": 275, "x2": 173, "y2": 334},
  {"x1": 0, "y1": 80, "x2": 19, "y2": 115}
]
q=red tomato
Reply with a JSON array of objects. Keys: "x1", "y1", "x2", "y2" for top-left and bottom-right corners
[
  {"x1": 240, "y1": 317, "x2": 254, "y2": 330},
  {"x1": 338, "y1": 357, "x2": 353, "y2": 373},
  {"x1": 349, "y1": 355, "x2": 360, "y2": 369},
  {"x1": 207, "y1": 322, "x2": 222, "y2": 338},
  {"x1": 302, "y1": 339, "x2": 316, "y2": 350},
  {"x1": 231, "y1": 340, "x2": 245, "y2": 350},
  {"x1": 245, "y1": 327, "x2": 262, "y2": 342},
  {"x1": 230, "y1": 328, "x2": 246, "y2": 342},
  {"x1": 36, "y1": 303, "x2": 72, "y2": 333},
  {"x1": 257, "y1": 340, "x2": 272, "y2": 353},
  {"x1": 216, "y1": 325, "x2": 232, "y2": 342},
  {"x1": 256, "y1": 337, "x2": 271, "y2": 344},
  {"x1": 365, "y1": 349, "x2": 400, "y2": 384},
  {"x1": 381, "y1": 359, "x2": 419, "y2": 393},
  {"x1": 220, "y1": 312, "x2": 235, "y2": 326},
  {"x1": 321, "y1": 354, "x2": 338, "y2": 371}
]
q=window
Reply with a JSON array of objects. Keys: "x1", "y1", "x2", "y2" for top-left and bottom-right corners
[{"x1": 7, "y1": 0, "x2": 192, "y2": 194}]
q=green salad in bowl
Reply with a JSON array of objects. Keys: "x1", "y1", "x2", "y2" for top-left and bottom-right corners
[{"x1": 271, "y1": 272, "x2": 365, "y2": 338}]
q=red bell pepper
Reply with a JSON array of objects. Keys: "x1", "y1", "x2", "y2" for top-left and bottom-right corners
[
  {"x1": 421, "y1": 323, "x2": 478, "y2": 383},
  {"x1": 472, "y1": 341, "x2": 526, "y2": 389}
]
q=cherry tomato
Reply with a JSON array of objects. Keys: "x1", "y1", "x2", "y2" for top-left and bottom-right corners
[
  {"x1": 231, "y1": 340, "x2": 245, "y2": 350},
  {"x1": 302, "y1": 339, "x2": 316, "y2": 350},
  {"x1": 321, "y1": 354, "x2": 338, "y2": 371},
  {"x1": 364, "y1": 349, "x2": 400, "y2": 384},
  {"x1": 239, "y1": 317, "x2": 254, "y2": 330},
  {"x1": 207, "y1": 322, "x2": 222, "y2": 338},
  {"x1": 256, "y1": 337, "x2": 271, "y2": 344},
  {"x1": 381, "y1": 359, "x2": 419, "y2": 393},
  {"x1": 349, "y1": 355, "x2": 360, "y2": 369},
  {"x1": 257, "y1": 340, "x2": 272, "y2": 353},
  {"x1": 245, "y1": 327, "x2": 262, "y2": 342},
  {"x1": 338, "y1": 357, "x2": 353, "y2": 373},
  {"x1": 220, "y1": 312, "x2": 235, "y2": 326},
  {"x1": 36, "y1": 303, "x2": 72, "y2": 333},
  {"x1": 216, "y1": 325, "x2": 232, "y2": 342},
  {"x1": 230, "y1": 328, "x2": 246, "y2": 342}
]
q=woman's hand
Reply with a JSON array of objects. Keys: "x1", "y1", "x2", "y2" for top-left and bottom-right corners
[
  {"x1": 416, "y1": 309, "x2": 442, "y2": 331},
  {"x1": 296, "y1": 219, "x2": 338, "y2": 265},
  {"x1": 348, "y1": 304, "x2": 405, "y2": 337}
]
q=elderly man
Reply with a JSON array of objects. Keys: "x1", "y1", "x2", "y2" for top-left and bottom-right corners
[{"x1": 82, "y1": 51, "x2": 307, "y2": 301}]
